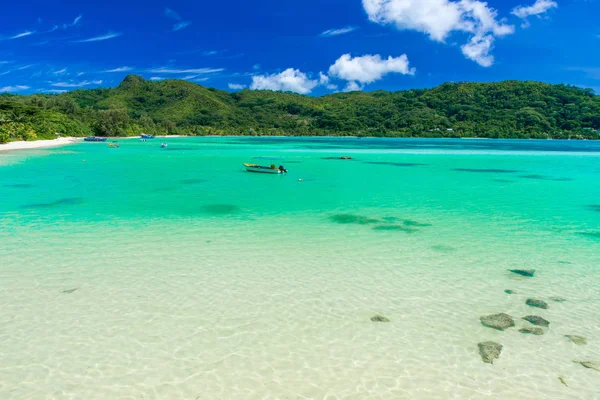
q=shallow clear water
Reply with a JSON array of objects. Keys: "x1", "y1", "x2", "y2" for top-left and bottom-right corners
[{"x1": 1, "y1": 137, "x2": 599, "y2": 399}]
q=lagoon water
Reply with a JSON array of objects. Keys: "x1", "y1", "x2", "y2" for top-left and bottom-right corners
[{"x1": 1, "y1": 137, "x2": 599, "y2": 399}]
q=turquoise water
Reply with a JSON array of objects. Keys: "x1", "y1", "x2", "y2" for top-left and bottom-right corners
[{"x1": 1, "y1": 137, "x2": 599, "y2": 399}]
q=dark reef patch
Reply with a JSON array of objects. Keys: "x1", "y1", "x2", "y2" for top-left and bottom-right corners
[
  {"x1": 23, "y1": 197, "x2": 85, "y2": 209},
  {"x1": 577, "y1": 231, "x2": 600, "y2": 239},
  {"x1": 330, "y1": 214, "x2": 379, "y2": 225},
  {"x1": 453, "y1": 168, "x2": 520, "y2": 173},
  {"x1": 372, "y1": 225, "x2": 418, "y2": 233},
  {"x1": 587, "y1": 205, "x2": 600, "y2": 212},
  {"x1": 492, "y1": 179, "x2": 515, "y2": 183},
  {"x1": 520, "y1": 174, "x2": 572, "y2": 181},
  {"x1": 203, "y1": 204, "x2": 240, "y2": 215},
  {"x1": 402, "y1": 219, "x2": 432, "y2": 227}
]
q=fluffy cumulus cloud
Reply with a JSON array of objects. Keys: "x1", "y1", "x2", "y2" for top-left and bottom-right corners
[
  {"x1": 512, "y1": 0, "x2": 557, "y2": 26},
  {"x1": 250, "y1": 68, "x2": 319, "y2": 94},
  {"x1": 362, "y1": 0, "x2": 515, "y2": 67},
  {"x1": 328, "y1": 53, "x2": 415, "y2": 88},
  {"x1": 228, "y1": 83, "x2": 246, "y2": 90}
]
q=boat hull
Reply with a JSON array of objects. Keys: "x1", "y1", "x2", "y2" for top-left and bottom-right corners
[
  {"x1": 245, "y1": 166, "x2": 282, "y2": 174},
  {"x1": 84, "y1": 137, "x2": 107, "y2": 142}
]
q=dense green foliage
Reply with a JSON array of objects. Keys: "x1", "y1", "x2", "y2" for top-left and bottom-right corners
[{"x1": 1, "y1": 75, "x2": 599, "y2": 143}]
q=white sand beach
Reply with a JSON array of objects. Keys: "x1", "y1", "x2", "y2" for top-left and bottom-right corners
[{"x1": 0, "y1": 137, "x2": 82, "y2": 152}]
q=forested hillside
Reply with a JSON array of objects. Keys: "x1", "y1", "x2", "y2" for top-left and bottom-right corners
[{"x1": 1, "y1": 75, "x2": 599, "y2": 143}]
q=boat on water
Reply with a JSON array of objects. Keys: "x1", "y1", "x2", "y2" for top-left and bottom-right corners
[
  {"x1": 244, "y1": 163, "x2": 288, "y2": 174},
  {"x1": 160, "y1": 143, "x2": 168, "y2": 148},
  {"x1": 141, "y1": 134, "x2": 155, "y2": 139},
  {"x1": 108, "y1": 141, "x2": 120, "y2": 148},
  {"x1": 84, "y1": 137, "x2": 107, "y2": 142}
]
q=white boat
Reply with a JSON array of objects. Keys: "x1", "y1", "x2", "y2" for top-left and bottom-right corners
[{"x1": 243, "y1": 163, "x2": 287, "y2": 174}]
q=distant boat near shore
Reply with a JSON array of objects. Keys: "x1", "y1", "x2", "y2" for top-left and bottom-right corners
[
  {"x1": 84, "y1": 137, "x2": 107, "y2": 142},
  {"x1": 141, "y1": 134, "x2": 155, "y2": 139}
]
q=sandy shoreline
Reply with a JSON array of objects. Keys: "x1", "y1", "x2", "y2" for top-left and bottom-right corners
[{"x1": 0, "y1": 137, "x2": 82, "y2": 152}]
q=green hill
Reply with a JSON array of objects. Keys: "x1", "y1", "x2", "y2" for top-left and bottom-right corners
[{"x1": 1, "y1": 75, "x2": 599, "y2": 143}]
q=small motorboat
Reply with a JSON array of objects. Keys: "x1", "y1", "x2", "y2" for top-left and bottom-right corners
[
  {"x1": 108, "y1": 141, "x2": 120, "y2": 148},
  {"x1": 141, "y1": 134, "x2": 155, "y2": 139},
  {"x1": 84, "y1": 136, "x2": 107, "y2": 142},
  {"x1": 160, "y1": 143, "x2": 168, "y2": 148},
  {"x1": 244, "y1": 163, "x2": 287, "y2": 174}
]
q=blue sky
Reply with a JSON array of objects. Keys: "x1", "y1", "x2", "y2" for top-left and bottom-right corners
[{"x1": 0, "y1": 0, "x2": 598, "y2": 95}]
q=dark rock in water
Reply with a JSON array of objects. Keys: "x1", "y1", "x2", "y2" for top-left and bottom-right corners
[
  {"x1": 371, "y1": 314, "x2": 390, "y2": 322},
  {"x1": 565, "y1": 335, "x2": 587, "y2": 345},
  {"x1": 62, "y1": 288, "x2": 78, "y2": 294},
  {"x1": 372, "y1": 225, "x2": 418, "y2": 233},
  {"x1": 519, "y1": 327, "x2": 545, "y2": 335},
  {"x1": 323, "y1": 156, "x2": 353, "y2": 160},
  {"x1": 522, "y1": 315, "x2": 550, "y2": 327},
  {"x1": 558, "y1": 376, "x2": 568, "y2": 387},
  {"x1": 203, "y1": 204, "x2": 240, "y2": 214},
  {"x1": 550, "y1": 296, "x2": 567, "y2": 302},
  {"x1": 509, "y1": 269, "x2": 535, "y2": 277},
  {"x1": 558, "y1": 261, "x2": 572, "y2": 265},
  {"x1": 505, "y1": 289, "x2": 517, "y2": 295},
  {"x1": 339, "y1": 156, "x2": 352, "y2": 160},
  {"x1": 480, "y1": 313, "x2": 515, "y2": 331},
  {"x1": 578, "y1": 231, "x2": 600, "y2": 239},
  {"x1": 403, "y1": 219, "x2": 432, "y2": 227},
  {"x1": 526, "y1": 299, "x2": 549, "y2": 309},
  {"x1": 454, "y1": 168, "x2": 520, "y2": 174},
  {"x1": 587, "y1": 205, "x2": 600, "y2": 213},
  {"x1": 478, "y1": 342, "x2": 503, "y2": 364},
  {"x1": 520, "y1": 174, "x2": 572, "y2": 181},
  {"x1": 573, "y1": 361, "x2": 600, "y2": 372},
  {"x1": 23, "y1": 197, "x2": 85, "y2": 209},
  {"x1": 330, "y1": 214, "x2": 379, "y2": 225}
]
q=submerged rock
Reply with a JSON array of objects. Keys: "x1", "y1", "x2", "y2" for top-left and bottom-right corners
[
  {"x1": 558, "y1": 376, "x2": 568, "y2": 387},
  {"x1": 372, "y1": 225, "x2": 418, "y2": 233},
  {"x1": 522, "y1": 315, "x2": 550, "y2": 327},
  {"x1": 330, "y1": 214, "x2": 379, "y2": 225},
  {"x1": 550, "y1": 296, "x2": 567, "y2": 302},
  {"x1": 509, "y1": 269, "x2": 535, "y2": 277},
  {"x1": 526, "y1": 299, "x2": 549, "y2": 309},
  {"x1": 371, "y1": 314, "x2": 390, "y2": 322},
  {"x1": 62, "y1": 288, "x2": 78, "y2": 294},
  {"x1": 565, "y1": 335, "x2": 587, "y2": 345},
  {"x1": 478, "y1": 342, "x2": 503, "y2": 364},
  {"x1": 519, "y1": 327, "x2": 545, "y2": 335},
  {"x1": 505, "y1": 289, "x2": 517, "y2": 295},
  {"x1": 480, "y1": 313, "x2": 515, "y2": 331},
  {"x1": 573, "y1": 361, "x2": 600, "y2": 372}
]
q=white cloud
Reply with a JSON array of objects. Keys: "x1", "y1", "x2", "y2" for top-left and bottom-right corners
[
  {"x1": 72, "y1": 15, "x2": 82, "y2": 26},
  {"x1": 344, "y1": 81, "x2": 364, "y2": 92},
  {"x1": 53, "y1": 68, "x2": 67, "y2": 75},
  {"x1": 328, "y1": 53, "x2": 415, "y2": 88},
  {"x1": 104, "y1": 66, "x2": 134, "y2": 73},
  {"x1": 250, "y1": 68, "x2": 319, "y2": 94},
  {"x1": 150, "y1": 77, "x2": 165, "y2": 81},
  {"x1": 10, "y1": 30, "x2": 35, "y2": 39},
  {"x1": 362, "y1": 0, "x2": 515, "y2": 67},
  {"x1": 51, "y1": 80, "x2": 103, "y2": 87},
  {"x1": 74, "y1": 32, "x2": 122, "y2": 43},
  {"x1": 0, "y1": 85, "x2": 29, "y2": 92},
  {"x1": 173, "y1": 21, "x2": 192, "y2": 31},
  {"x1": 150, "y1": 67, "x2": 223, "y2": 74},
  {"x1": 165, "y1": 8, "x2": 191, "y2": 31},
  {"x1": 320, "y1": 26, "x2": 357, "y2": 37},
  {"x1": 512, "y1": 0, "x2": 557, "y2": 26},
  {"x1": 228, "y1": 83, "x2": 246, "y2": 90}
]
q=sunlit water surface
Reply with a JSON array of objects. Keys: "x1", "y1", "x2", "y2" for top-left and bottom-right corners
[{"x1": 1, "y1": 137, "x2": 599, "y2": 399}]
